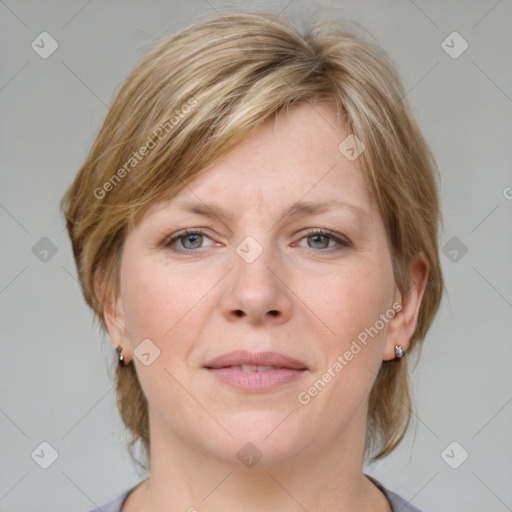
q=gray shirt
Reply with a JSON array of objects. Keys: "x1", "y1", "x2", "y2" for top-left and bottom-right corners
[{"x1": 84, "y1": 475, "x2": 423, "y2": 512}]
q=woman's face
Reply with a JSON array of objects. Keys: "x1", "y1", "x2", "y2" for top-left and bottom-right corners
[{"x1": 106, "y1": 101, "x2": 414, "y2": 468}]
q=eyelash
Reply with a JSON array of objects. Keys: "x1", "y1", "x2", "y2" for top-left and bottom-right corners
[{"x1": 163, "y1": 228, "x2": 350, "y2": 254}]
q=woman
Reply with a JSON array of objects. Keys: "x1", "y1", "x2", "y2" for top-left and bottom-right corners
[{"x1": 61, "y1": 11, "x2": 444, "y2": 512}]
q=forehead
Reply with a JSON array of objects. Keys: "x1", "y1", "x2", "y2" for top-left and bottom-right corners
[{"x1": 138, "y1": 101, "x2": 376, "y2": 225}]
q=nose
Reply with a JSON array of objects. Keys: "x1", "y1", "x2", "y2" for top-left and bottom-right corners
[{"x1": 219, "y1": 237, "x2": 293, "y2": 326}]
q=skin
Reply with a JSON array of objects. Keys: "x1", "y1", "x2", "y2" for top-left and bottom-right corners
[{"x1": 103, "y1": 100, "x2": 428, "y2": 512}]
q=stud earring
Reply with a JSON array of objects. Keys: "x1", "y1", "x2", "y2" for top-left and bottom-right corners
[
  {"x1": 116, "y1": 346, "x2": 125, "y2": 367},
  {"x1": 394, "y1": 345, "x2": 404, "y2": 359}
]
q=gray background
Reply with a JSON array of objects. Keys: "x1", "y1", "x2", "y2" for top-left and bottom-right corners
[{"x1": 1, "y1": 1, "x2": 511, "y2": 511}]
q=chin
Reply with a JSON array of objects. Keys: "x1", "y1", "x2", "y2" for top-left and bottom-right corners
[{"x1": 200, "y1": 412, "x2": 310, "y2": 468}]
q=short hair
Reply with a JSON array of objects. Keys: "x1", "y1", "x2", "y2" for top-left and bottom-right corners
[{"x1": 60, "y1": 10, "x2": 444, "y2": 470}]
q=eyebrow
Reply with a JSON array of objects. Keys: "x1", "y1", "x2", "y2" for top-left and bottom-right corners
[{"x1": 171, "y1": 199, "x2": 368, "y2": 224}]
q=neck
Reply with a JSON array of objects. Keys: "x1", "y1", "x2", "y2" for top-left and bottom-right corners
[{"x1": 130, "y1": 406, "x2": 390, "y2": 512}]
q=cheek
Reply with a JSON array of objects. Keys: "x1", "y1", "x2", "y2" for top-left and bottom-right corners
[
  {"x1": 120, "y1": 254, "x2": 212, "y2": 370},
  {"x1": 303, "y1": 267, "x2": 392, "y2": 413},
  {"x1": 120, "y1": 256, "x2": 179, "y2": 341},
  {"x1": 315, "y1": 264, "x2": 393, "y2": 345}
]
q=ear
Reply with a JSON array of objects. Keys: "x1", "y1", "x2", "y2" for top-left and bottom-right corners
[
  {"x1": 383, "y1": 254, "x2": 429, "y2": 361},
  {"x1": 94, "y1": 271, "x2": 132, "y2": 363}
]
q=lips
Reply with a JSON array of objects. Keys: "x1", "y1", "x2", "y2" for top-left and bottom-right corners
[
  {"x1": 204, "y1": 350, "x2": 308, "y2": 370},
  {"x1": 204, "y1": 350, "x2": 308, "y2": 392},
  {"x1": 224, "y1": 364, "x2": 280, "y2": 372}
]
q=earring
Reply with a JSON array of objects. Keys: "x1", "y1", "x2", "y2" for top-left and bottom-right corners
[
  {"x1": 116, "y1": 346, "x2": 125, "y2": 367},
  {"x1": 394, "y1": 345, "x2": 404, "y2": 359}
]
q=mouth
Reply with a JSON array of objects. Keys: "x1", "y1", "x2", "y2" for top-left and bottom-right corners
[
  {"x1": 204, "y1": 351, "x2": 308, "y2": 392},
  {"x1": 218, "y1": 364, "x2": 292, "y2": 372},
  {"x1": 204, "y1": 350, "x2": 308, "y2": 370}
]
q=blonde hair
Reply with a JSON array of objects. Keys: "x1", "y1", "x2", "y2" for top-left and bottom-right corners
[{"x1": 60, "y1": 10, "x2": 444, "y2": 470}]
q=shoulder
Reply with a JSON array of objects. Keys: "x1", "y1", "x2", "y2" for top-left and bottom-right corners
[
  {"x1": 82, "y1": 487, "x2": 133, "y2": 512},
  {"x1": 365, "y1": 474, "x2": 424, "y2": 512}
]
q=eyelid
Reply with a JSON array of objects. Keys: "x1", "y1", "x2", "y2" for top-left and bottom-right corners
[{"x1": 295, "y1": 228, "x2": 351, "y2": 249}]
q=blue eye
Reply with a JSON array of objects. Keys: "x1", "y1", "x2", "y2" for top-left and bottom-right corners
[
  {"x1": 164, "y1": 229, "x2": 213, "y2": 253},
  {"x1": 299, "y1": 229, "x2": 350, "y2": 251},
  {"x1": 163, "y1": 228, "x2": 350, "y2": 254}
]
